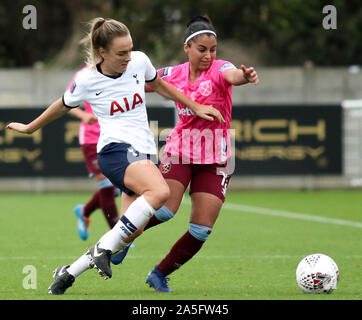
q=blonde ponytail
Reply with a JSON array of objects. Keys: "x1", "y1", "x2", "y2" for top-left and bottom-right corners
[{"x1": 84, "y1": 17, "x2": 130, "y2": 68}]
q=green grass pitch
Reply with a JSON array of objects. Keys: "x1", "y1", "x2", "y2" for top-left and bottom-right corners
[{"x1": 0, "y1": 190, "x2": 361, "y2": 300}]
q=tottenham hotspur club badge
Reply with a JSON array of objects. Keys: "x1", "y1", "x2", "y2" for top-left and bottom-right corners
[{"x1": 133, "y1": 74, "x2": 139, "y2": 84}]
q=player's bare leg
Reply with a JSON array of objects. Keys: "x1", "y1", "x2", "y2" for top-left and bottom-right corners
[
  {"x1": 88, "y1": 160, "x2": 170, "y2": 278},
  {"x1": 146, "y1": 192, "x2": 222, "y2": 292},
  {"x1": 189, "y1": 192, "x2": 223, "y2": 227},
  {"x1": 123, "y1": 159, "x2": 170, "y2": 209},
  {"x1": 111, "y1": 179, "x2": 185, "y2": 264}
]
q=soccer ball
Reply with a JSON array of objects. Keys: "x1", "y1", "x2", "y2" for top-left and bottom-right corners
[{"x1": 296, "y1": 253, "x2": 339, "y2": 294}]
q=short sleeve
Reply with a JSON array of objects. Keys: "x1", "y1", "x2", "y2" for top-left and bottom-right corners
[
  {"x1": 63, "y1": 76, "x2": 86, "y2": 108},
  {"x1": 142, "y1": 52, "x2": 157, "y2": 82},
  {"x1": 157, "y1": 67, "x2": 172, "y2": 83},
  {"x1": 217, "y1": 61, "x2": 237, "y2": 90}
]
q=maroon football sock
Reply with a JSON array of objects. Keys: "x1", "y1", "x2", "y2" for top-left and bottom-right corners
[
  {"x1": 83, "y1": 190, "x2": 101, "y2": 218},
  {"x1": 143, "y1": 215, "x2": 163, "y2": 231},
  {"x1": 99, "y1": 186, "x2": 119, "y2": 228},
  {"x1": 157, "y1": 231, "x2": 204, "y2": 276}
]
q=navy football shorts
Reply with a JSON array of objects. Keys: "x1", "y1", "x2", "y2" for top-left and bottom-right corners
[{"x1": 98, "y1": 142, "x2": 157, "y2": 196}]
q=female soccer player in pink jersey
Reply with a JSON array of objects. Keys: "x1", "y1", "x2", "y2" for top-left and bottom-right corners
[
  {"x1": 125, "y1": 15, "x2": 259, "y2": 292},
  {"x1": 7, "y1": 17, "x2": 224, "y2": 295}
]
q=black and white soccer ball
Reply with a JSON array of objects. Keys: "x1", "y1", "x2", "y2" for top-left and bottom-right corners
[{"x1": 296, "y1": 253, "x2": 339, "y2": 294}]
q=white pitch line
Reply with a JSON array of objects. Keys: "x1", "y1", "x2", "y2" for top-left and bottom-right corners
[
  {"x1": 1, "y1": 255, "x2": 361, "y2": 260},
  {"x1": 182, "y1": 199, "x2": 362, "y2": 228}
]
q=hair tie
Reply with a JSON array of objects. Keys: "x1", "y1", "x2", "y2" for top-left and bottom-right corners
[{"x1": 94, "y1": 18, "x2": 105, "y2": 31}]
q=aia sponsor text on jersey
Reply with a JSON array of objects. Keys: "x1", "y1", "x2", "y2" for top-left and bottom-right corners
[{"x1": 110, "y1": 93, "x2": 143, "y2": 115}]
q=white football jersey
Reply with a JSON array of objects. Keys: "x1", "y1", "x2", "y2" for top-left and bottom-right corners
[{"x1": 63, "y1": 51, "x2": 157, "y2": 154}]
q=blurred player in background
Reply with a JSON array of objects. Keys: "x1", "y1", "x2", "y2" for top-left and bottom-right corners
[
  {"x1": 67, "y1": 71, "x2": 120, "y2": 241},
  {"x1": 6, "y1": 17, "x2": 224, "y2": 295},
  {"x1": 117, "y1": 15, "x2": 259, "y2": 292}
]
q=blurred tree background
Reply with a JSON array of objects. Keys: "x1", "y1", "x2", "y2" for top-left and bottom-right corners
[{"x1": 1, "y1": 0, "x2": 361, "y2": 68}]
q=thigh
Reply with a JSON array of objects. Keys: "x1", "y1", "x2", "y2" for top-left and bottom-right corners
[
  {"x1": 124, "y1": 159, "x2": 167, "y2": 193},
  {"x1": 122, "y1": 175, "x2": 184, "y2": 215},
  {"x1": 124, "y1": 159, "x2": 169, "y2": 208},
  {"x1": 189, "y1": 192, "x2": 223, "y2": 228},
  {"x1": 98, "y1": 143, "x2": 161, "y2": 197},
  {"x1": 160, "y1": 161, "x2": 191, "y2": 190},
  {"x1": 163, "y1": 179, "x2": 187, "y2": 214},
  {"x1": 97, "y1": 143, "x2": 134, "y2": 195},
  {"x1": 159, "y1": 161, "x2": 192, "y2": 213},
  {"x1": 188, "y1": 163, "x2": 230, "y2": 227},
  {"x1": 190, "y1": 163, "x2": 231, "y2": 202}
]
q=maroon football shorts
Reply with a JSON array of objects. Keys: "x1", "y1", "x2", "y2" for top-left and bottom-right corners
[
  {"x1": 81, "y1": 143, "x2": 103, "y2": 177},
  {"x1": 159, "y1": 161, "x2": 231, "y2": 202}
]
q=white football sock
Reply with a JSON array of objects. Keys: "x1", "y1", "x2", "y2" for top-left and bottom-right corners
[
  {"x1": 97, "y1": 229, "x2": 129, "y2": 253},
  {"x1": 98, "y1": 195, "x2": 155, "y2": 253},
  {"x1": 67, "y1": 253, "x2": 91, "y2": 278},
  {"x1": 111, "y1": 241, "x2": 132, "y2": 257}
]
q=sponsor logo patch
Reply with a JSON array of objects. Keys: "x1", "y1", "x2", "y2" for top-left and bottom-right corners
[
  {"x1": 157, "y1": 67, "x2": 172, "y2": 78},
  {"x1": 219, "y1": 63, "x2": 236, "y2": 73},
  {"x1": 70, "y1": 81, "x2": 77, "y2": 94}
]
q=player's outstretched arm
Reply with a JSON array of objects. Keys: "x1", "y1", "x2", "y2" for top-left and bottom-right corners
[
  {"x1": 68, "y1": 107, "x2": 98, "y2": 124},
  {"x1": 148, "y1": 75, "x2": 225, "y2": 123},
  {"x1": 6, "y1": 98, "x2": 70, "y2": 134},
  {"x1": 224, "y1": 64, "x2": 259, "y2": 86}
]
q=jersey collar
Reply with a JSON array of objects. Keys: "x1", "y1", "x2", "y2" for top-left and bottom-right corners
[{"x1": 96, "y1": 63, "x2": 123, "y2": 79}]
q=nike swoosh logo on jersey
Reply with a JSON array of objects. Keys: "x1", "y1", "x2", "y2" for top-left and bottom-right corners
[{"x1": 96, "y1": 91, "x2": 102, "y2": 96}]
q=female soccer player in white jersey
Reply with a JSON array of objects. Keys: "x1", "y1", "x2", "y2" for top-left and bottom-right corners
[
  {"x1": 113, "y1": 15, "x2": 259, "y2": 292},
  {"x1": 67, "y1": 71, "x2": 120, "y2": 241},
  {"x1": 6, "y1": 17, "x2": 224, "y2": 295}
]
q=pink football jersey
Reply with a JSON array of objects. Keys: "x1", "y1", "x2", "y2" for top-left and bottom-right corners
[
  {"x1": 66, "y1": 67, "x2": 100, "y2": 145},
  {"x1": 159, "y1": 60, "x2": 236, "y2": 164}
]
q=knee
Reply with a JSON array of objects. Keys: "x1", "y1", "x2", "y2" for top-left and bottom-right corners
[
  {"x1": 155, "y1": 184, "x2": 170, "y2": 207},
  {"x1": 146, "y1": 183, "x2": 170, "y2": 210},
  {"x1": 155, "y1": 206, "x2": 175, "y2": 222}
]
